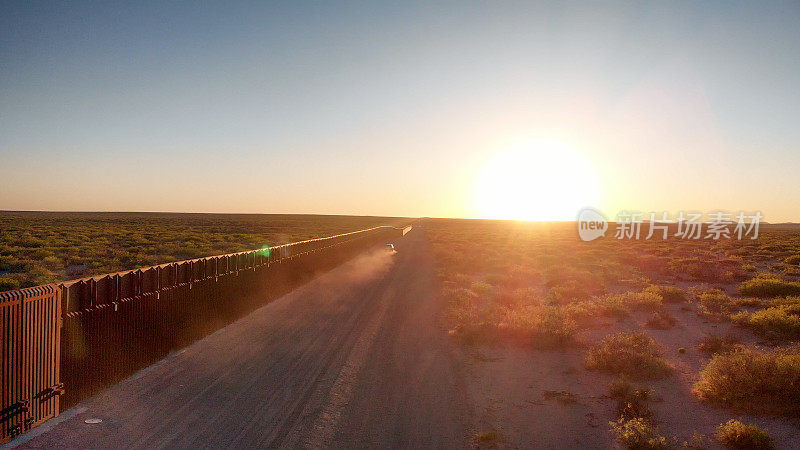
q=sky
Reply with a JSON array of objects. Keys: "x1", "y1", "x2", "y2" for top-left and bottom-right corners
[{"x1": 1, "y1": 1, "x2": 799, "y2": 221}]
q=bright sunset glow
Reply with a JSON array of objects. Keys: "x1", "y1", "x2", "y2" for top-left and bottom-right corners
[{"x1": 475, "y1": 140, "x2": 600, "y2": 221}]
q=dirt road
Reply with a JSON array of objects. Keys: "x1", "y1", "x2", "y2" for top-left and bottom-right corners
[{"x1": 14, "y1": 228, "x2": 471, "y2": 449}]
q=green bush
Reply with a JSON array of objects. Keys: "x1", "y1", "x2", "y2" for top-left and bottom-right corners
[
  {"x1": 694, "y1": 347, "x2": 800, "y2": 414},
  {"x1": 716, "y1": 420, "x2": 773, "y2": 449},
  {"x1": 585, "y1": 332, "x2": 672, "y2": 380}
]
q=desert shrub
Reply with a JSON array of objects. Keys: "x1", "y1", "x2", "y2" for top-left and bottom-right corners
[
  {"x1": 668, "y1": 257, "x2": 744, "y2": 282},
  {"x1": 697, "y1": 289, "x2": 736, "y2": 315},
  {"x1": 629, "y1": 254, "x2": 669, "y2": 274},
  {"x1": 771, "y1": 296, "x2": 800, "y2": 314},
  {"x1": 741, "y1": 263, "x2": 757, "y2": 272},
  {"x1": 610, "y1": 417, "x2": 668, "y2": 450},
  {"x1": 681, "y1": 432, "x2": 709, "y2": 449},
  {"x1": 0, "y1": 255, "x2": 24, "y2": 271},
  {"x1": 731, "y1": 297, "x2": 767, "y2": 307},
  {"x1": 543, "y1": 390, "x2": 579, "y2": 404},
  {"x1": 444, "y1": 286, "x2": 500, "y2": 341},
  {"x1": 731, "y1": 306, "x2": 800, "y2": 340},
  {"x1": 609, "y1": 378, "x2": 637, "y2": 399},
  {"x1": 644, "y1": 284, "x2": 687, "y2": 303},
  {"x1": 0, "y1": 275, "x2": 21, "y2": 292},
  {"x1": 495, "y1": 287, "x2": 540, "y2": 308},
  {"x1": 543, "y1": 287, "x2": 663, "y2": 323},
  {"x1": 697, "y1": 334, "x2": 741, "y2": 356},
  {"x1": 534, "y1": 306, "x2": 578, "y2": 344},
  {"x1": 715, "y1": 420, "x2": 773, "y2": 449},
  {"x1": 542, "y1": 265, "x2": 604, "y2": 294},
  {"x1": 469, "y1": 280, "x2": 495, "y2": 297},
  {"x1": 694, "y1": 346, "x2": 800, "y2": 414},
  {"x1": 610, "y1": 379, "x2": 654, "y2": 420},
  {"x1": 593, "y1": 295, "x2": 631, "y2": 318},
  {"x1": 585, "y1": 332, "x2": 672, "y2": 380},
  {"x1": 498, "y1": 264, "x2": 540, "y2": 288},
  {"x1": 561, "y1": 300, "x2": 597, "y2": 325},
  {"x1": 501, "y1": 306, "x2": 577, "y2": 346},
  {"x1": 546, "y1": 280, "x2": 591, "y2": 303},
  {"x1": 738, "y1": 276, "x2": 800, "y2": 297},
  {"x1": 41, "y1": 255, "x2": 63, "y2": 271},
  {"x1": 784, "y1": 254, "x2": 800, "y2": 265},
  {"x1": 782, "y1": 265, "x2": 800, "y2": 277},
  {"x1": 475, "y1": 430, "x2": 500, "y2": 442},
  {"x1": 599, "y1": 290, "x2": 664, "y2": 317}
]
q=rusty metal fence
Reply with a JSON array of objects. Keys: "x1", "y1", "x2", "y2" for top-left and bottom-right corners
[
  {"x1": 2, "y1": 225, "x2": 405, "y2": 443},
  {"x1": 1, "y1": 285, "x2": 62, "y2": 442}
]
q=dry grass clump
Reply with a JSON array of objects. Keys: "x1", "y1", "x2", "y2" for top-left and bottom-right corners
[
  {"x1": 738, "y1": 275, "x2": 800, "y2": 297},
  {"x1": 771, "y1": 295, "x2": 800, "y2": 311},
  {"x1": 0, "y1": 274, "x2": 23, "y2": 291},
  {"x1": 585, "y1": 332, "x2": 672, "y2": 380},
  {"x1": 559, "y1": 287, "x2": 665, "y2": 325},
  {"x1": 694, "y1": 346, "x2": 800, "y2": 415},
  {"x1": 715, "y1": 419, "x2": 774, "y2": 449},
  {"x1": 546, "y1": 280, "x2": 593, "y2": 303},
  {"x1": 731, "y1": 306, "x2": 800, "y2": 341},
  {"x1": 697, "y1": 334, "x2": 741, "y2": 356},
  {"x1": 543, "y1": 390, "x2": 579, "y2": 404},
  {"x1": 730, "y1": 297, "x2": 768, "y2": 308},
  {"x1": 694, "y1": 288, "x2": 738, "y2": 316},
  {"x1": 608, "y1": 378, "x2": 708, "y2": 449},
  {"x1": 495, "y1": 287, "x2": 540, "y2": 308},
  {"x1": 443, "y1": 281, "x2": 577, "y2": 346},
  {"x1": 475, "y1": 430, "x2": 500, "y2": 444},
  {"x1": 584, "y1": 289, "x2": 665, "y2": 319},
  {"x1": 668, "y1": 257, "x2": 745, "y2": 283},
  {"x1": 499, "y1": 305, "x2": 578, "y2": 346},
  {"x1": 643, "y1": 284, "x2": 687, "y2": 303},
  {"x1": 609, "y1": 417, "x2": 669, "y2": 449},
  {"x1": 782, "y1": 264, "x2": 800, "y2": 277},
  {"x1": 610, "y1": 379, "x2": 654, "y2": 420}
]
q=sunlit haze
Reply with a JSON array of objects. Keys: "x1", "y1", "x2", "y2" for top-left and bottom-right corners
[{"x1": 2, "y1": 2, "x2": 800, "y2": 221}]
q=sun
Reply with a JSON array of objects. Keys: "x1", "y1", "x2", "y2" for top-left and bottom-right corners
[{"x1": 474, "y1": 139, "x2": 601, "y2": 221}]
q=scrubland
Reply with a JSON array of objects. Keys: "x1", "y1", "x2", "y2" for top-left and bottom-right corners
[
  {"x1": 425, "y1": 218, "x2": 800, "y2": 449},
  {"x1": 0, "y1": 211, "x2": 409, "y2": 291}
]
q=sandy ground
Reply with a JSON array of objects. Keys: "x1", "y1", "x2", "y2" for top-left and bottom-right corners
[
  {"x1": 8, "y1": 228, "x2": 800, "y2": 449},
  {"x1": 461, "y1": 303, "x2": 800, "y2": 449}
]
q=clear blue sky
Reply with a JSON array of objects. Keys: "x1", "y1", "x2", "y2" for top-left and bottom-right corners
[{"x1": 2, "y1": 1, "x2": 799, "y2": 220}]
